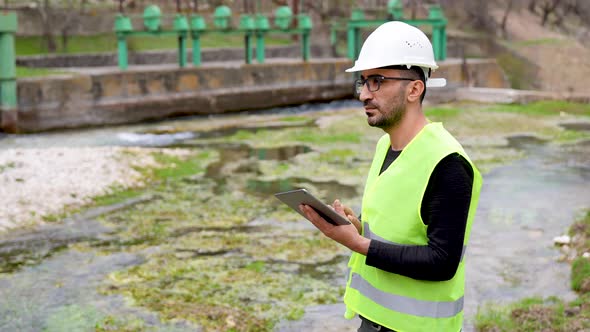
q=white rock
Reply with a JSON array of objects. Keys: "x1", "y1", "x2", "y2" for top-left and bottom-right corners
[
  {"x1": 0, "y1": 147, "x2": 191, "y2": 233},
  {"x1": 583, "y1": 252, "x2": 590, "y2": 259},
  {"x1": 553, "y1": 235, "x2": 571, "y2": 245}
]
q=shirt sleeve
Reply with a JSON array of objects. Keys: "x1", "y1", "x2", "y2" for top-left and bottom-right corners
[{"x1": 364, "y1": 153, "x2": 474, "y2": 281}]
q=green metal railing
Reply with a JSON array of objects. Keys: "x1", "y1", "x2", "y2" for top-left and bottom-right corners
[
  {"x1": 115, "y1": 5, "x2": 189, "y2": 70},
  {"x1": 331, "y1": 1, "x2": 448, "y2": 62},
  {"x1": 115, "y1": 4, "x2": 313, "y2": 70},
  {"x1": 0, "y1": 12, "x2": 17, "y2": 113}
]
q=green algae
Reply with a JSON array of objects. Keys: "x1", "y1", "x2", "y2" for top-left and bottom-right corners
[
  {"x1": 44, "y1": 304, "x2": 105, "y2": 332},
  {"x1": 68, "y1": 103, "x2": 590, "y2": 331},
  {"x1": 103, "y1": 252, "x2": 344, "y2": 331}
]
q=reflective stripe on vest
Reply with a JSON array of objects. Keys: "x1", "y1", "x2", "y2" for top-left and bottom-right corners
[
  {"x1": 364, "y1": 223, "x2": 467, "y2": 262},
  {"x1": 349, "y1": 272, "x2": 464, "y2": 318}
]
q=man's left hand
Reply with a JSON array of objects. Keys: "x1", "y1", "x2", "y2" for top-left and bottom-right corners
[{"x1": 299, "y1": 200, "x2": 370, "y2": 255}]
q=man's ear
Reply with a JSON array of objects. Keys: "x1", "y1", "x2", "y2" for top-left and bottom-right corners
[{"x1": 406, "y1": 80, "x2": 425, "y2": 103}]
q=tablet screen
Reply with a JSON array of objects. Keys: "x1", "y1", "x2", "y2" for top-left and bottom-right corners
[{"x1": 274, "y1": 189, "x2": 351, "y2": 226}]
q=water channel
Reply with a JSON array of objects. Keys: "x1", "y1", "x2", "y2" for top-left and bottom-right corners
[{"x1": 0, "y1": 101, "x2": 588, "y2": 331}]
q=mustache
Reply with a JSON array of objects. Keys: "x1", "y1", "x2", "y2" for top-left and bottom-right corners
[{"x1": 364, "y1": 101, "x2": 377, "y2": 108}]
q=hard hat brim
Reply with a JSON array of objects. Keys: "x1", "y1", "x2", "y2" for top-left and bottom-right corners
[{"x1": 426, "y1": 78, "x2": 447, "y2": 88}]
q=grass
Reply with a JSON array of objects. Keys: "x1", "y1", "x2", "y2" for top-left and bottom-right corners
[
  {"x1": 483, "y1": 100, "x2": 590, "y2": 117},
  {"x1": 9, "y1": 104, "x2": 589, "y2": 331},
  {"x1": 510, "y1": 38, "x2": 566, "y2": 47},
  {"x1": 14, "y1": 32, "x2": 293, "y2": 77},
  {"x1": 92, "y1": 150, "x2": 212, "y2": 208},
  {"x1": 424, "y1": 106, "x2": 461, "y2": 121},
  {"x1": 475, "y1": 211, "x2": 590, "y2": 331},
  {"x1": 15, "y1": 33, "x2": 292, "y2": 56},
  {"x1": 229, "y1": 127, "x2": 362, "y2": 145},
  {"x1": 495, "y1": 52, "x2": 538, "y2": 90},
  {"x1": 16, "y1": 66, "x2": 68, "y2": 78}
]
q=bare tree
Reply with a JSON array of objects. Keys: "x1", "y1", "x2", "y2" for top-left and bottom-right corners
[
  {"x1": 36, "y1": 0, "x2": 58, "y2": 53},
  {"x1": 406, "y1": 0, "x2": 423, "y2": 19},
  {"x1": 60, "y1": 0, "x2": 83, "y2": 53},
  {"x1": 500, "y1": 0, "x2": 515, "y2": 38},
  {"x1": 463, "y1": 0, "x2": 498, "y2": 33},
  {"x1": 528, "y1": 0, "x2": 537, "y2": 13},
  {"x1": 538, "y1": 0, "x2": 560, "y2": 26}
]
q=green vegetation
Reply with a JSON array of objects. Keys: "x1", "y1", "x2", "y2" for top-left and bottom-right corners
[
  {"x1": 571, "y1": 212, "x2": 590, "y2": 294},
  {"x1": 90, "y1": 147, "x2": 347, "y2": 330},
  {"x1": 228, "y1": 125, "x2": 363, "y2": 146},
  {"x1": 424, "y1": 106, "x2": 461, "y2": 121},
  {"x1": 11, "y1": 103, "x2": 588, "y2": 331},
  {"x1": 495, "y1": 52, "x2": 539, "y2": 90},
  {"x1": 14, "y1": 32, "x2": 292, "y2": 77},
  {"x1": 44, "y1": 304, "x2": 105, "y2": 332},
  {"x1": 0, "y1": 161, "x2": 16, "y2": 173},
  {"x1": 92, "y1": 150, "x2": 212, "y2": 208},
  {"x1": 279, "y1": 116, "x2": 309, "y2": 122},
  {"x1": 476, "y1": 211, "x2": 590, "y2": 331},
  {"x1": 93, "y1": 105, "x2": 573, "y2": 330},
  {"x1": 16, "y1": 66, "x2": 65, "y2": 78},
  {"x1": 15, "y1": 33, "x2": 292, "y2": 56},
  {"x1": 483, "y1": 100, "x2": 590, "y2": 117},
  {"x1": 510, "y1": 38, "x2": 567, "y2": 47}
]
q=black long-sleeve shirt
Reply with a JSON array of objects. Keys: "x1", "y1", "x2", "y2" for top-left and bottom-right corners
[{"x1": 363, "y1": 149, "x2": 474, "y2": 281}]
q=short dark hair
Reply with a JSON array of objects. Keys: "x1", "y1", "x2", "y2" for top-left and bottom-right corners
[{"x1": 380, "y1": 65, "x2": 427, "y2": 103}]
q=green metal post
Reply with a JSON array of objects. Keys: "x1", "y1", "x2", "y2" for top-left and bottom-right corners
[
  {"x1": 114, "y1": 14, "x2": 133, "y2": 70},
  {"x1": 355, "y1": 27, "x2": 362, "y2": 59},
  {"x1": 432, "y1": 26, "x2": 439, "y2": 61},
  {"x1": 387, "y1": 0, "x2": 404, "y2": 19},
  {"x1": 298, "y1": 15, "x2": 312, "y2": 62},
  {"x1": 178, "y1": 34, "x2": 187, "y2": 67},
  {"x1": 428, "y1": 5, "x2": 447, "y2": 61},
  {"x1": 192, "y1": 33, "x2": 201, "y2": 66},
  {"x1": 245, "y1": 33, "x2": 253, "y2": 64},
  {"x1": 348, "y1": 8, "x2": 364, "y2": 60},
  {"x1": 173, "y1": 14, "x2": 189, "y2": 67},
  {"x1": 330, "y1": 24, "x2": 336, "y2": 47},
  {"x1": 441, "y1": 25, "x2": 447, "y2": 60},
  {"x1": 432, "y1": 23, "x2": 445, "y2": 61},
  {"x1": 190, "y1": 15, "x2": 206, "y2": 66},
  {"x1": 347, "y1": 25, "x2": 356, "y2": 60},
  {"x1": 0, "y1": 12, "x2": 18, "y2": 112},
  {"x1": 302, "y1": 31, "x2": 310, "y2": 61},
  {"x1": 117, "y1": 36, "x2": 128, "y2": 70},
  {"x1": 239, "y1": 14, "x2": 255, "y2": 64},
  {"x1": 255, "y1": 15, "x2": 269, "y2": 64},
  {"x1": 256, "y1": 32, "x2": 265, "y2": 63}
]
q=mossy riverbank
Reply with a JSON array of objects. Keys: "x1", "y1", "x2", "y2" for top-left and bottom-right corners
[{"x1": 1, "y1": 100, "x2": 589, "y2": 331}]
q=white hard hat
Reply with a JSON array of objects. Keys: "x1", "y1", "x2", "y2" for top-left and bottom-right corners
[{"x1": 346, "y1": 21, "x2": 446, "y2": 88}]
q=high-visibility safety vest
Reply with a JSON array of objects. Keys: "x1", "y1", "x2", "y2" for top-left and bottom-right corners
[{"x1": 344, "y1": 123, "x2": 482, "y2": 332}]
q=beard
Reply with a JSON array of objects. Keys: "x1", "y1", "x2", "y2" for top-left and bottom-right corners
[{"x1": 365, "y1": 94, "x2": 407, "y2": 130}]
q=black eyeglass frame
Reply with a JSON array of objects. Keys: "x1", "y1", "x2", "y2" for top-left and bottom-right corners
[{"x1": 354, "y1": 75, "x2": 415, "y2": 95}]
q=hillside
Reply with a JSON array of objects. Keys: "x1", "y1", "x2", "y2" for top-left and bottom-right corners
[{"x1": 490, "y1": 7, "x2": 590, "y2": 94}]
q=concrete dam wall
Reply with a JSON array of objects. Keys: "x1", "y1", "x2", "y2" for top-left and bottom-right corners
[{"x1": 1, "y1": 58, "x2": 509, "y2": 133}]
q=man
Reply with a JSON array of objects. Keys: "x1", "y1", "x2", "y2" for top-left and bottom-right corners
[{"x1": 299, "y1": 21, "x2": 482, "y2": 332}]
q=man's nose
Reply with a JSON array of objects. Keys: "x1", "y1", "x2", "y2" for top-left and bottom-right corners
[{"x1": 358, "y1": 84, "x2": 373, "y2": 102}]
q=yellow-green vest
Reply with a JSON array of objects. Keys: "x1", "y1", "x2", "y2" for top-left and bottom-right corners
[{"x1": 344, "y1": 123, "x2": 482, "y2": 332}]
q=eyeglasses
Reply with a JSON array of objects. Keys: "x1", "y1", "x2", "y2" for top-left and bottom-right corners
[{"x1": 354, "y1": 75, "x2": 414, "y2": 95}]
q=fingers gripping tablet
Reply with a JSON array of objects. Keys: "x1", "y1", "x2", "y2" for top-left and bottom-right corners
[{"x1": 274, "y1": 189, "x2": 351, "y2": 226}]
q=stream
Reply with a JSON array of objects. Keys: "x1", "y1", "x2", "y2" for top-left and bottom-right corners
[{"x1": 0, "y1": 102, "x2": 588, "y2": 332}]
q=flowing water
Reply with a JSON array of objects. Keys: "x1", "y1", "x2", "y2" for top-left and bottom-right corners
[
  {"x1": 0, "y1": 102, "x2": 588, "y2": 331},
  {"x1": 277, "y1": 135, "x2": 590, "y2": 332}
]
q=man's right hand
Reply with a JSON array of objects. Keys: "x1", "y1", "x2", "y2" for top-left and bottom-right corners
[{"x1": 334, "y1": 200, "x2": 362, "y2": 234}]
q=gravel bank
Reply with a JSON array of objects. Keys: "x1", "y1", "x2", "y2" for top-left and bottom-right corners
[{"x1": 0, "y1": 147, "x2": 185, "y2": 233}]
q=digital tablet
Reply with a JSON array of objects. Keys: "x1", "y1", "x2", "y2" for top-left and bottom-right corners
[{"x1": 274, "y1": 189, "x2": 351, "y2": 226}]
